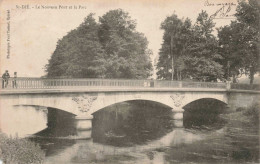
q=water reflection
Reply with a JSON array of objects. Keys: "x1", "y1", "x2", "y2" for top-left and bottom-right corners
[
  {"x1": 26, "y1": 99, "x2": 259, "y2": 164},
  {"x1": 33, "y1": 128, "x2": 204, "y2": 164},
  {"x1": 36, "y1": 107, "x2": 77, "y2": 137},
  {"x1": 30, "y1": 138, "x2": 76, "y2": 157},
  {"x1": 92, "y1": 101, "x2": 173, "y2": 146},
  {"x1": 183, "y1": 98, "x2": 227, "y2": 129}
]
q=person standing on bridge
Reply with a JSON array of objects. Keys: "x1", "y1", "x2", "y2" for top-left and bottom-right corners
[
  {"x1": 2, "y1": 70, "x2": 10, "y2": 88},
  {"x1": 12, "y1": 72, "x2": 17, "y2": 88}
]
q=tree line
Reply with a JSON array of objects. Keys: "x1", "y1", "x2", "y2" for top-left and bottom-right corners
[
  {"x1": 157, "y1": 0, "x2": 259, "y2": 84},
  {"x1": 45, "y1": 10, "x2": 153, "y2": 79},
  {"x1": 45, "y1": 0, "x2": 259, "y2": 84}
]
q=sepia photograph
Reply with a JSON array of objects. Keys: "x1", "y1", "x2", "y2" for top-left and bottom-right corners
[{"x1": 0, "y1": 0, "x2": 259, "y2": 163}]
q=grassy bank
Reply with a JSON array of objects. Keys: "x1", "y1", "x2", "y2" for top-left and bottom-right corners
[{"x1": 0, "y1": 133, "x2": 45, "y2": 164}]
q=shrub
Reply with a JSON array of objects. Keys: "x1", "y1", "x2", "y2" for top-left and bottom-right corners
[
  {"x1": 0, "y1": 133, "x2": 45, "y2": 164},
  {"x1": 243, "y1": 103, "x2": 260, "y2": 125},
  {"x1": 236, "y1": 107, "x2": 246, "y2": 112}
]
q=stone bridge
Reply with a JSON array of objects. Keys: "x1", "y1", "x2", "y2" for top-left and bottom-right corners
[{"x1": 0, "y1": 78, "x2": 259, "y2": 138}]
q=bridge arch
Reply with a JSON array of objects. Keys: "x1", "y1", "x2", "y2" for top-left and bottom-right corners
[
  {"x1": 182, "y1": 98, "x2": 228, "y2": 128},
  {"x1": 93, "y1": 99, "x2": 172, "y2": 113},
  {"x1": 182, "y1": 98, "x2": 228, "y2": 116},
  {"x1": 1, "y1": 91, "x2": 228, "y2": 138},
  {"x1": 90, "y1": 91, "x2": 228, "y2": 114},
  {"x1": 183, "y1": 98, "x2": 227, "y2": 109},
  {"x1": 0, "y1": 105, "x2": 48, "y2": 137},
  {"x1": 13, "y1": 104, "x2": 76, "y2": 116},
  {"x1": 2, "y1": 91, "x2": 228, "y2": 117}
]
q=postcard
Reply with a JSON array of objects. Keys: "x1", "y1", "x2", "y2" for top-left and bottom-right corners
[{"x1": 0, "y1": 0, "x2": 259, "y2": 163}]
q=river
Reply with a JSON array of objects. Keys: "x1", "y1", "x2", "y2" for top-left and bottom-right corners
[{"x1": 28, "y1": 100, "x2": 259, "y2": 164}]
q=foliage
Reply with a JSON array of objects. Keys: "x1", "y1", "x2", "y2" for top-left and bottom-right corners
[
  {"x1": 98, "y1": 10, "x2": 152, "y2": 78},
  {"x1": 218, "y1": 0, "x2": 260, "y2": 84},
  {"x1": 0, "y1": 133, "x2": 45, "y2": 164},
  {"x1": 243, "y1": 102, "x2": 259, "y2": 125},
  {"x1": 46, "y1": 14, "x2": 106, "y2": 78},
  {"x1": 157, "y1": 11, "x2": 224, "y2": 81},
  {"x1": 46, "y1": 10, "x2": 152, "y2": 79},
  {"x1": 236, "y1": 0, "x2": 260, "y2": 29},
  {"x1": 185, "y1": 11, "x2": 224, "y2": 81},
  {"x1": 156, "y1": 13, "x2": 193, "y2": 80}
]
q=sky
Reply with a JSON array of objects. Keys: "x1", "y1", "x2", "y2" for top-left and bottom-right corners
[{"x1": 0, "y1": 0, "x2": 238, "y2": 77}]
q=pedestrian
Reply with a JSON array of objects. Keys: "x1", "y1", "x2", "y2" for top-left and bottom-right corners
[
  {"x1": 2, "y1": 70, "x2": 10, "y2": 88},
  {"x1": 12, "y1": 72, "x2": 17, "y2": 88}
]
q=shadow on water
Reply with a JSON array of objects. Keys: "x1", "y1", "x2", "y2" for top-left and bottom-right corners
[
  {"x1": 92, "y1": 100, "x2": 174, "y2": 147},
  {"x1": 183, "y1": 98, "x2": 227, "y2": 130},
  {"x1": 35, "y1": 107, "x2": 77, "y2": 137},
  {"x1": 29, "y1": 107, "x2": 78, "y2": 156}
]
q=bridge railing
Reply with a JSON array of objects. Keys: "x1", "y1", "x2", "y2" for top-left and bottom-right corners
[
  {"x1": 182, "y1": 81, "x2": 227, "y2": 89},
  {"x1": 230, "y1": 83, "x2": 260, "y2": 90},
  {"x1": 1, "y1": 78, "x2": 149, "y2": 89},
  {"x1": 0, "y1": 78, "x2": 259, "y2": 90},
  {"x1": 153, "y1": 81, "x2": 227, "y2": 89}
]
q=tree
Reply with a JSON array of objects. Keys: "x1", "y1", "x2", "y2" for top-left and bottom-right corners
[
  {"x1": 185, "y1": 11, "x2": 224, "y2": 81},
  {"x1": 218, "y1": 0, "x2": 260, "y2": 84},
  {"x1": 235, "y1": 0, "x2": 259, "y2": 84},
  {"x1": 45, "y1": 10, "x2": 152, "y2": 79},
  {"x1": 156, "y1": 13, "x2": 193, "y2": 80},
  {"x1": 45, "y1": 14, "x2": 106, "y2": 78},
  {"x1": 157, "y1": 11, "x2": 224, "y2": 81},
  {"x1": 98, "y1": 9, "x2": 152, "y2": 79},
  {"x1": 218, "y1": 22, "x2": 247, "y2": 82}
]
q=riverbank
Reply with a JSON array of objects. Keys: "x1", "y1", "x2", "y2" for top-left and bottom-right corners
[{"x1": 0, "y1": 133, "x2": 45, "y2": 164}]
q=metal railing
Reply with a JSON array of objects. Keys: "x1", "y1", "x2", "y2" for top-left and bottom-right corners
[{"x1": 0, "y1": 77, "x2": 259, "y2": 91}]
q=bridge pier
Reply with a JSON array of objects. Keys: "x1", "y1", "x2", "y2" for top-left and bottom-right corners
[
  {"x1": 75, "y1": 116, "x2": 93, "y2": 138},
  {"x1": 171, "y1": 108, "x2": 184, "y2": 128}
]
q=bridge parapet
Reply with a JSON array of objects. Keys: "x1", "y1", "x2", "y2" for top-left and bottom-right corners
[
  {"x1": 230, "y1": 83, "x2": 260, "y2": 90},
  {"x1": 0, "y1": 78, "x2": 259, "y2": 91},
  {"x1": 0, "y1": 78, "x2": 227, "y2": 89}
]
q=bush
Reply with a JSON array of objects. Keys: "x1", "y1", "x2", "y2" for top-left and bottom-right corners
[
  {"x1": 0, "y1": 133, "x2": 45, "y2": 164},
  {"x1": 243, "y1": 103, "x2": 260, "y2": 125},
  {"x1": 236, "y1": 107, "x2": 246, "y2": 112}
]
